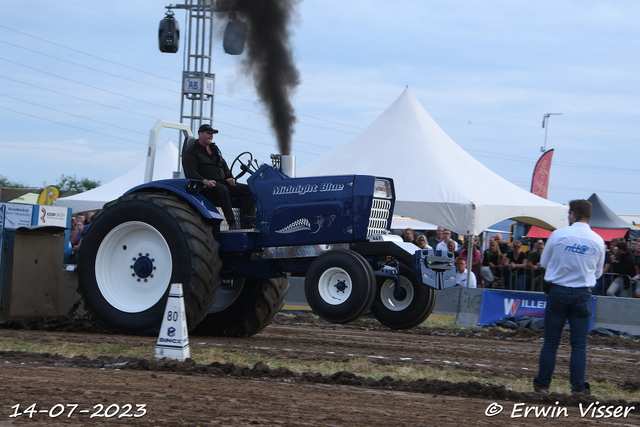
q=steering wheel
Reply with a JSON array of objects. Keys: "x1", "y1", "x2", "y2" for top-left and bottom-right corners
[{"x1": 230, "y1": 151, "x2": 255, "y2": 181}]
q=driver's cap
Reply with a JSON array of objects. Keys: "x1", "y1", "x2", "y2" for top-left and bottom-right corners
[{"x1": 198, "y1": 124, "x2": 218, "y2": 134}]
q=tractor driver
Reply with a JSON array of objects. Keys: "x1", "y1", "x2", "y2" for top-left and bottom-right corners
[{"x1": 182, "y1": 124, "x2": 255, "y2": 230}]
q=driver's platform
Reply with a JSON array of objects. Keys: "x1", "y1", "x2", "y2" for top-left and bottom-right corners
[{"x1": 217, "y1": 207, "x2": 258, "y2": 233}]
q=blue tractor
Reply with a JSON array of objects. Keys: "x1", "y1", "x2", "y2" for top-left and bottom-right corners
[{"x1": 76, "y1": 121, "x2": 454, "y2": 337}]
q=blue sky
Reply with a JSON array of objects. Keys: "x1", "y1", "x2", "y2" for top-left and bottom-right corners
[{"x1": 1, "y1": 0, "x2": 639, "y2": 215}]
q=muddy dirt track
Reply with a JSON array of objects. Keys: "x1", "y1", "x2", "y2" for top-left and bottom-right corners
[{"x1": 1, "y1": 314, "x2": 639, "y2": 426}]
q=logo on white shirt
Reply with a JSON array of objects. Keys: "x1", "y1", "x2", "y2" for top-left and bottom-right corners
[{"x1": 563, "y1": 243, "x2": 596, "y2": 256}]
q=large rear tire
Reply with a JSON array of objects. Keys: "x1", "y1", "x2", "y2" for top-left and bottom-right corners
[
  {"x1": 192, "y1": 276, "x2": 290, "y2": 337},
  {"x1": 370, "y1": 262, "x2": 436, "y2": 330},
  {"x1": 304, "y1": 250, "x2": 376, "y2": 324},
  {"x1": 76, "y1": 193, "x2": 220, "y2": 335}
]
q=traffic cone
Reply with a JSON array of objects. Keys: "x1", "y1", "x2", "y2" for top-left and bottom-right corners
[{"x1": 154, "y1": 283, "x2": 190, "y2": 360}]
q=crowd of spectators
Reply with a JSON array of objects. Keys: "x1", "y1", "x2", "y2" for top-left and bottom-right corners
[
  {"x1": 400, "y1": 227, "x2": 640, "y2": 298},
  {"x1": 66, "y1": 211, "x2": 96, "y2": 264},
  {"x1": 604, "y1": 238, "x2": 639, "y2": 297}
]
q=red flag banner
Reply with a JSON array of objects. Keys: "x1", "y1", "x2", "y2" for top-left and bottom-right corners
[{"x1": 531, "y1": 149, "x2": 554, "y2": 199}]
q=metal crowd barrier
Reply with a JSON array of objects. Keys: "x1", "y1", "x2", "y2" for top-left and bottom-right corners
[
  {"x1": 594, "y1": 273, "x2": 637, "y2": 297},
  {"x1": 482, "y1": 268, "x2": 637, "y2": 298},
  {"x1": 481, "y1": 267, "x2": 542, "y2": 291}
]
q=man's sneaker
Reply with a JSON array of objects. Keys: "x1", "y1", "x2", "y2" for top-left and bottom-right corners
[
  {"x1": 572, "y1": 382, "x2": 591, "y2": 396},
  {"x1": 228, "y1": 222, "x2": 241, "y2": 230}
]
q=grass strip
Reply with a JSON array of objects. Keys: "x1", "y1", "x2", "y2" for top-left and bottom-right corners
[{"x1": 0, "y1": 336, "x2": 638, "y2": 402}]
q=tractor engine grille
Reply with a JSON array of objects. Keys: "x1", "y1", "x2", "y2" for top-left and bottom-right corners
[{"x1": 367, "y1": 198, "x2": 391, "y2": 238}]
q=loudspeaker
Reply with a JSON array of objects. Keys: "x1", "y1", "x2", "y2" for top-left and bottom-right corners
[{"x1": 159, "y1": 13, "x2": 180, "y2": 53}]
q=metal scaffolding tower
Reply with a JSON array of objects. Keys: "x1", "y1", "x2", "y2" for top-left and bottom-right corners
[
  {"x1": 161, "y1": 1, "x2": 240, "y2": 177},
  {"x1": 168, "y1": 0, "x2": 240, "y2": 127},
  {"x1": 169, "y1": 0, "x2": 216, "y2": 133}
]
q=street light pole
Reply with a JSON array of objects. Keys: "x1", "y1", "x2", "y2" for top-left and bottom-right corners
[{"x1": 541, "y1": 113, "x2": 562, "y2": 152}]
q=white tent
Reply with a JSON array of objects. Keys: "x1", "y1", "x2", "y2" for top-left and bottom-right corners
[
  {"x1": 55, "y1": 140, "x2": 179, "y2": 213},
  {"x1": 390, "y1": 216, "x2": 438, "y2": 231},
  {"x1": 298, "y1": 88, "x2": 568, "y2": 236}
]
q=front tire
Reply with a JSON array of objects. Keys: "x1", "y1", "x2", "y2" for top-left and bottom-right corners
[
  {"x1": 370, "y1": 262, "x2": 436, "y2": 330},
  {"x1": 193, "y1": 276, "x2": 290, "y2": 337},
  {"x1": 77, "y1": 193, "x2": 220, "y2": 335},
  {"x1": 304, "y1": 250, "x2": 376, "y2": 324}
]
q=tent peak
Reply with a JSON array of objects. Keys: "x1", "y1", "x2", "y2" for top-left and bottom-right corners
[
  {"x1": 298, "y1": 87, "x2": 567, "y2": 235},
  {"x1": 586, "y1": 193, "x2": 630, "y2": 229}
]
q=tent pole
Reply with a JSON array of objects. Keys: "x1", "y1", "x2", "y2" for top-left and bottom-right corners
[{"x1": 466, "y1": 234, "x2": 474, "y2": 288}]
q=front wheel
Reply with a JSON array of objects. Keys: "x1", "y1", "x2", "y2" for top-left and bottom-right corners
[
  {"x1": 370, "y1": 262, "x2": 436, "y2": 330},
  {"x1": 304, "y1": 250, "x2": 376, "y2": 324},
  {"x1": 76, "y1": 193, "x2": 220, "y2": 335}
]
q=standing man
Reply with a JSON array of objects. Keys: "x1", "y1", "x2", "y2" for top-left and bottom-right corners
[
  {"x1": 436, "y1": 229, "x2": 459, "y2": 252},
  {"x1": 402, "y1": 228, "x2": 416, "y2": 244},
  {"x1": 493, "y1": 233, "x2": 510, "y2": 255},
  {"x1": 428, "y1": 227, "x2": 444, "y2": 249},
  {"x1": 533, "y1": 199, "x2": 605, "y2": 395},
  {"x1": 454, "y1": 257, "x2": 477, "y2": 288},
  {"x1": 527, "y1": 240, "x2": 546, "y2": 291},
  {"x1": 183, "y1": 124, "x2": 255, "y2": 230}
]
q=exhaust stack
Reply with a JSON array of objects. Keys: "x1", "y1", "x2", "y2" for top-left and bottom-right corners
[{"x1": 271, "y1": 154, "x2": 296, "y2": 177}]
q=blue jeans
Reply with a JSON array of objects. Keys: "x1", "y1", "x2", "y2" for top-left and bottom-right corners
[{"x1": 534, "y1": 285, "x2": 592, "y2": 391}]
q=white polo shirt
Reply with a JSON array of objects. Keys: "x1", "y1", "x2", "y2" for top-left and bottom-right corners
[
  {"x1": 540, "y1": 222, "x2": 605, "y2": 288},
  {"x1": 437, "y1": 240, "x2": 459, "y2": 253},
  {"x1": 455, "y1": 268, "x2": 477, "y2": 288}
]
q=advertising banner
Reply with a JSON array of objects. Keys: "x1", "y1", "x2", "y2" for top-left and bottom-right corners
[
  {"x1": 35, "y1": 205, "x2": 69, "y2": 227},
  {"x1": 0, "y1": 203, "x2": 33, "y2": 229},
  {"x1": 530, "y1": 149, "x2": 554, "y2": 199},
  {"x1": 37, "y1": 186, "x2": 60, "y2": 205},
  {"x1": 0, "y1": 203, "x2": 70, "y2": 230},
  {"x1": 478, "y1": 289, "x2": 597, "y2": 330}
]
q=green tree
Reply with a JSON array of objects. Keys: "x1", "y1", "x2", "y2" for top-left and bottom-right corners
[
  {"x1": 56, "y1": 174, "x2": 101, "y2": 197},
  {"x1": 0, "y1": 175, "x2": 28, "y2": 188}
]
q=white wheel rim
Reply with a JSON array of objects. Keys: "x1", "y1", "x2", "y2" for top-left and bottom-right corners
[
  {"x1": 317, "y1": 267, "x2": 352, "y2": 305},
  {"x1": 96, "y1": 221, "x2": 172, "y2": 313},
  {"x1": 380, "y1": 276, "x2": 414, "y2": 311}
]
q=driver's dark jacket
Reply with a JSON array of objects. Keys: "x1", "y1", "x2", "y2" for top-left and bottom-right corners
[{"x1": 183, "y1": 141, "x2": 231, "y2": 182}]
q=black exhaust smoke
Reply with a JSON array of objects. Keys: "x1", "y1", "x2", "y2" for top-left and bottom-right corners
[{"x1": 234, "y1": 0, "x2": 301, "y2": 155}]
